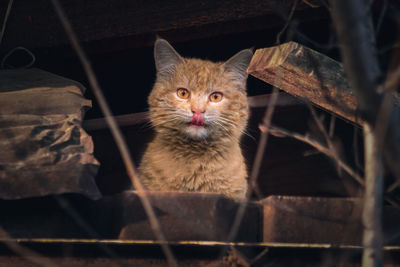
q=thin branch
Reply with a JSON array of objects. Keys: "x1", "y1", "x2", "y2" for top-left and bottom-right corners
[
  {"x1": 331, "y1": 2, "x2": 385, "y2": 266},
  {"x1": 362, "y1": 123, "x2": 384, "y2": 267},
  {"x1": 49, "y1": 1, "x2": 177, "y2": 266},
  {"x1": 249, "y1": 247, "x2": 269, "y2": 265},
  {"x1": 218, "y1": 87, "x2": 280, "y2": 260},
  {"x1": 306, "y1": 102, "x2": 343, "y2": 173},
  {"x1": 263, "y1": 124, "x2": 364, "y2": 185},
  {"x1": 275, "y1": 0, "x2": 298, "y2": 44},
  {"x1": 0, "y1": 0, "x2": 13, "y2": 46},
  {"x1": 301, "y1": 0, "x2": 320, "y2": 8},
  {"x1": 329, "y1": 115, "x2": 336, "y2": 138}
]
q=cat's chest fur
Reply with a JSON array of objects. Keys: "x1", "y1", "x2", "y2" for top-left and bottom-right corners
[{"x1": 139, "y1": 136, "x2": 247, "y2": 198}]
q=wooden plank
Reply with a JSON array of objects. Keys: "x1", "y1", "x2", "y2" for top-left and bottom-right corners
[
  {"x1": 261, "y1": 196, "x2": 400, "y2": 245},
  {"x1": 83, "y1": 112, "x2": 149, "y2": 131},
  {"x1": 111, "y1": 191, "x2": 261, "y2": 242},
  {"x1": 248, "y1": 41, "x2": 362, "y2": 124},
  {"x1": 0, "y1": 191, "x2": 261, "y2": 242},
  {"x1": 0, "y1": 0, "x2": 327, "y2": 51},
  {"x1": 82, "y1": 93, "x2": 302, "y2": 131}
]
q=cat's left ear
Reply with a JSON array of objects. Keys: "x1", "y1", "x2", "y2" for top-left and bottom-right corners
[
  {"x1": 223, "y1": 49, "x2": 254, "y2": 82},
  {"x1": 154, "y1": 39, "x2": 183, "y2": 77}
]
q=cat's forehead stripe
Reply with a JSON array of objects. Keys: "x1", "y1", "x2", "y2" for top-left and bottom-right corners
[{"x1": 177, "y1": 59, "x2": 227, "y2": 93}]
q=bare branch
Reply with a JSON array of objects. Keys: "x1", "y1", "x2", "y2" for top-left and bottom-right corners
[
  {"x1": 362, "y1": 124, "x2": 384, "y2": 266},
  {"x1": 222, "y1": 88, "x2": 280, "y2": 250},
  {"x1": 331, "y1": 0, "x2": 400, "y2": 182},
  {"x1": 50, "y1": 1, "x2": 177, "y2": 266},
  {"x1": 275, "y1": 0, "x2": 298, "y2": 44},
  {"x1": 331, "y1": 2, "x2": 386, "y2": 265},
  {"x1": 0, "y1": 0, "x2": 13, "y2": 46},
  {"x1": 263, "y1": 124, "x2": 364, "y2": 186}
]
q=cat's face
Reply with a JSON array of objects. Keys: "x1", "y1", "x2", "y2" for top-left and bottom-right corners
[{"x1": 149, "y1": 39, "x2": 252, "y2": 141}]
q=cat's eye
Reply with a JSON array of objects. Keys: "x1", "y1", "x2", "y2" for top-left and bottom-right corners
[
  {"x1": 209, "y1": 92, "x2": 223, "y2": 103},
  {"x1": 177, "y1": 88, "x2": 190, "y2": 99}
]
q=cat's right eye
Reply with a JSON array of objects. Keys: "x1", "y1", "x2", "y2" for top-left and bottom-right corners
[{"x1": 177, "y1": 88, "x2": 190, "y2": 99}]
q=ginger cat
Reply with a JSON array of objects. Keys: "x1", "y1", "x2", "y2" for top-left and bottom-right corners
[{"x1": 138, "y1": 39, "x2": 253, "y2": 199}]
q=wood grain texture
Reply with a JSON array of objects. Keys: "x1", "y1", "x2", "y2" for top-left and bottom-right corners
[{"x1": 248, "y1": 41, "x2": 361, "y2": 124}]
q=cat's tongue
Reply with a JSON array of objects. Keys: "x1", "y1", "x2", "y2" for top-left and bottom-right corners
[{"x1": 191, "y1": 112, "x2": 204, "y2": 126}]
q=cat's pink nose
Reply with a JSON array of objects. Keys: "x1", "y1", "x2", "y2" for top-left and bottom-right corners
[{"x1": 191, "y1": 108, "x2": 205, "y2": 114}]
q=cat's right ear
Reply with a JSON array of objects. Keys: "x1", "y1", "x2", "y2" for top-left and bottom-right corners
[{"x1": 154, "y1": 39, "x2": 183, "y2": 77}]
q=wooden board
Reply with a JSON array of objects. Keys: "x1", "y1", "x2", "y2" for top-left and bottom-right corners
[
  {"x1": 0, "y1": 191, "x2": 261, "y2": 242},
  {"x1": 0, "y1": 0, "x2": 327, "y2": 52},
  {"x1": 82, "y1": 93, "x2": 302, "y2": 131},
  {"x1": 248, "y1": 42, "x2": 362, "y2": 124},
  {"x1": 261, "y1": 196, "x2": 400, "y2": 245}
]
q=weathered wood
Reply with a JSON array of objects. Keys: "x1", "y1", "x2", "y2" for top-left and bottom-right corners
[
  {"x1": 248, "y1": 42, "x2": 363, "y2": 124},
  {"x1": 112, "y1": 191, "x2": 260, "y2": 242},
  {"x1": 82, "y1": 93, "x2": 302, "y2": 131},
  {"x1": 0, "y1": 0, "x2": 326, "y2": 51},
  {"x1": 261, "y1": 196, "x2": 400, "y2": 245},
  {"x1": 0, "y1": 191, "x2": 261, "y2": 242},
  {"x1": 83, "y1": 112, "x2": 149, "y2": 131},
  {"x1": 0, "y1": 69, "x2": 100, "y2": 200}
]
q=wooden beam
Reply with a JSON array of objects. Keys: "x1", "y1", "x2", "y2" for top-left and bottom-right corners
[
  {"x1": 1, "y1": 0, "x2": 327, "y2": 51},
  {"x1": 261, "y1": 195, "x2": 400, "y2": 245},
  {"x1": 0, "y1": 191, "x2": 260, "y2": 242},
  {"x1": 82, "y1": 93, "x2": 302, "y2": 131},
  {"x1": 248, "y1": 42, "x2": 365, "y2": 124}
]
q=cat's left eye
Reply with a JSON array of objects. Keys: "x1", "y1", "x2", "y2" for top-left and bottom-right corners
[
  {"x1": 209, "y1": 92, "x2": 223, "y2": 103},
  {"x1": 177, "y1": 88, "x2": 190, "y2": 99}
]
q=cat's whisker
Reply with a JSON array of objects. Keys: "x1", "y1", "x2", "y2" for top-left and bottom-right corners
[
  {"x1": 211, "y1": 121, "x2": 230, "y2": 134},
  {"x1": 241, "y1": 129, "x2": 256, "y2": 141},
  {"x1": 149, "y1": 117, "x2": 185, "y2": 129}
]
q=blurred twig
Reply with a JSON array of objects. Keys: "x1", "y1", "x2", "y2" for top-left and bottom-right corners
[
  {"x1": 50, "y1": 1, "x2": 177, "y2": 266},
  {"x1": 331, "y1": 1, "x2": 385, "y2": 266},
  {"x1": 264, "y1": 124, "x2": 364, "y2": 185},
  {"x1": 275, "y1": 0, "x2": 298, "y2": 44},
  {"x1": 0, "y1": 0, "x2": 13, "y2": 46},
  {"x1": 362, "y1": 124, "x2": 384, "y2": 266},
  {"x1": 218, "y1": 87, "x2": 280, "y2": 261},
  {"x1": 332, "y1": 0, "x2": 400, "y2": 182}
]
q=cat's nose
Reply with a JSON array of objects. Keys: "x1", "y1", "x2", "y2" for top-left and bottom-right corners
[{"x1": 191, "y1": 108, "x2": 205, "y2": 114}]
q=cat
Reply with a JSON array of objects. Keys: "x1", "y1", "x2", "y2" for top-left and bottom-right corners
[{"x1": 138, "y1": 39, "x2": 253, "y2": 199}]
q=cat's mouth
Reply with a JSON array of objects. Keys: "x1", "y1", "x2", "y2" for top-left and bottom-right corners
[
  {"x1": 189, "y1": 113, "x2": 205, "y2": 127},
  {"x1": 189, "y1": 121, "x2": 205, "y2": 127}
]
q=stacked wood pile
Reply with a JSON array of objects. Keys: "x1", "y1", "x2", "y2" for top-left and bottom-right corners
[{"x1": 0, "y1": 68, "x2": 101, "y2": 199}]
